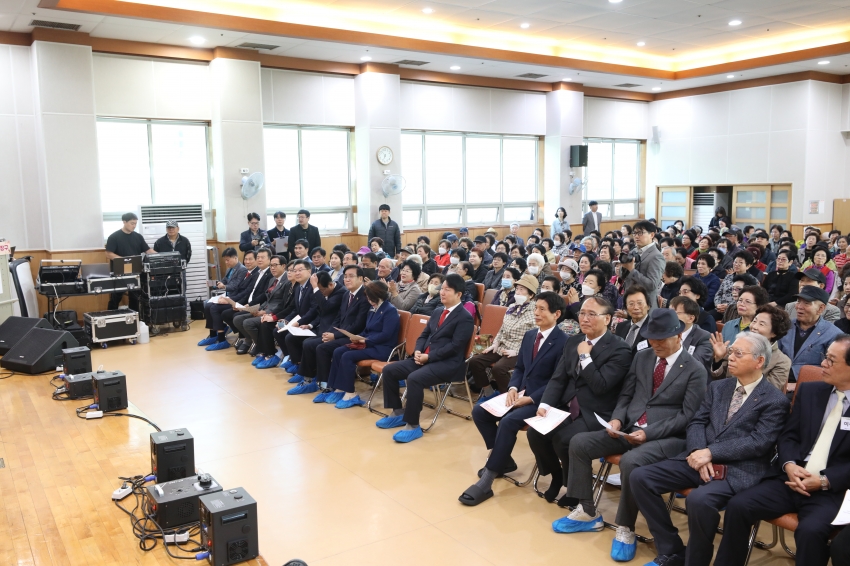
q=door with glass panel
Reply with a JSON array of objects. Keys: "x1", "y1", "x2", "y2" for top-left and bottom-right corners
[
  {"x1": 656, "y1": 187, "x2": 691, "y2": 230},
  {"x1": 731, "y1": 185, "x2": 790, "y2": 231}
]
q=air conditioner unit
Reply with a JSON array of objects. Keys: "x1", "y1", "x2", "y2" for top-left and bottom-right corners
[
  {"x1": 691, "y1": 192, "x2": 730, "y2": 230},
  {"x1": 139, "y1": 205, "x2": 209, "y2": 303}
]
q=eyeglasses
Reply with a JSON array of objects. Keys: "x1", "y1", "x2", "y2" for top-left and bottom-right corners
[
  {"x1": 727, "y1": 347, "x2": 757, "y2": 359},
  {"x1": 578, "y1": 311, "x2": 606, "y2": 319},
  {"x1": 626, "y1": 301, "x2": 646, "y2": 308},
  {"x1": 632, "y1": 230, "x2": 647, "y2": 237},
  {"x1": 737, "y1": 298, "x2": 755, "y2": 306}
]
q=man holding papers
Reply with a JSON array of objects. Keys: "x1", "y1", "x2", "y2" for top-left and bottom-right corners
[
  {"x1": 458, "y1": 292, "x2": 567, "y2": 506},
  {"x1": 199, "y1": 247, "x2": 249, "y2": 350},
  {"x1": 526, "y1": 296, "x2": 632, "y2": 505},
  {"x1": 716, "y1": 335, "x2": 850, "y2": 566},
  {"x1": 553, "y1": 308, "x2": 707, "y2": 562},
  {"x1": 254, "y1": 259, "x2": 314, "y2": 369}
]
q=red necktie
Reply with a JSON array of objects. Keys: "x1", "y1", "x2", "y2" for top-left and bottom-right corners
[
  {"x1": 348, "y1": 292, "x2": 354, "y2": 307},
  {"x1": 426, "y1": 309, "x2": 450, "y2": 354},
  {"x1": 638, "y1": 358, "x2": 667, "y2": 426},
  {"x1": 267, "y1": 279, "x2": 277, "y2": 294},
  {"x1": 531, "y1": 332, "x2": 543, "y2": 360}
]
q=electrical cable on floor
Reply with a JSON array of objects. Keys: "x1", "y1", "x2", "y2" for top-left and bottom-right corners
[
  {"x1": 113, "y1": 473, "x2": 205, "y2": 560},
  {"x1": 0, "y1": 370, "x2": 14, "y2": 380},
  {"x1": 75, "y1": 404, "x2": 162, "y2": 431}
]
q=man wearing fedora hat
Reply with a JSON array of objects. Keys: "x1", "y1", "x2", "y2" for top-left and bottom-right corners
[
  {"x1": 777, "y1": 284, "x2": 843, "y2": 381},
  {"x1": 552, "y1": 308, "x2": 708, "y2": 562},
  {"x1": 527, "y1": 296, "x2": 632, "y2": 505}
]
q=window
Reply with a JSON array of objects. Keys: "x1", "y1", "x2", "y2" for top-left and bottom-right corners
[
  {"x1": 401, "y1": 131, "x2": 538, "y2": 228},
  {"x1": 96, "y1": 119, "x2": 212, "y2": 240},
  {"x1": 263, "y1": 126, "x2": 352, "y2": 232},
  {"x1": 582, "y1": 138, "x2": 640, "y2": 220}
]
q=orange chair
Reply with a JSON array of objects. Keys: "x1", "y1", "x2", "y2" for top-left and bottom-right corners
[
  {"x1": 483, "y1": 288, "x2": 499, "y2": 306},
  {"x1": 716, "y1": 321, "x2": 724, "y2": 333},
  {"x1": 359, "y1": 310, "x2": 410, "y2": 411},
  {"x1": 474, "y1": 282, "x2": 485, "y2": 304},
  {"x1": 790, "y1": 364, "x2": 824, "y2": 406},
  {"x1": 421, "y1": 331, "x2": 477, "y2": 432},
  {"x1": 479, "y1": 304, "x2": 508, "y2": 337},
  {"x1": 591, "y1": 454, "x2": 655, "y2": 543},
  {"x1": 368, "y1": 313, "x2": 429, "y2": 416}
]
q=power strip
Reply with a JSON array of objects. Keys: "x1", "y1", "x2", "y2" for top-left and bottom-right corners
[
  {"x1": 112, "y1": 484, "x2": 132, "y2": 501},
  {"x1": 86, "y1": 411, "x2": 104, "y2": 419},
  {"x1": 163, "y1": 532, "x2": 190, "y2": 544}
]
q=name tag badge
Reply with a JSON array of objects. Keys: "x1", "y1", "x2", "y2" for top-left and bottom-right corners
[
  {"x1": 636, "y1": 340, "x2": 649, "y2": 351},
  {"x1": 688, "y1": 345, "x2": 695, "y2": 355},
  {"x1": 841, "y1": 417, "x2": 850, "y2": 431}
]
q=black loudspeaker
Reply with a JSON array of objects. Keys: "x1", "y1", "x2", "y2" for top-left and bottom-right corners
[
  {"x1": 150, "y1": 429, "x2": 195, "y2": 482},
  {"x1": 0, "y1": 327, "x2": 78, "y2": 374},
  {"x1": 62, "y1": 346, "x2": 92, "y2": 375},
  {"x1": 199, "y1": 487, "x2": 259, "y2": 566},
  {"x1": 570, "y1": 145, "x2": 588, "y2": 167},
  {"x1": 0, "y1": 316, "x2": 52, "y2": 355}
]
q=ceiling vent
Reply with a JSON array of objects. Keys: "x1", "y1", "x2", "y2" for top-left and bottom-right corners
[
  {"x1": 30, "y1": 20, "x2": 81, "y2": 31},
  {"x1": 394, "y1": 59, "x2": 430, "y2": 66},
  {"x1": 516, "y1": 73, "x2": 548, "y2": 79},
  {"x1": 236, "y1": 42, "x2": 280, "y2": 50},
  {"x1": 613, "y1": 83, "x2": 642, "y2": 88}
]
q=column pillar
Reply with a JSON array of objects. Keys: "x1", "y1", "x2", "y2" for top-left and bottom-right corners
[
  {"x1": 209, "y1": 51, "x2": 266, "y2": 243},
  {"x1": 31, "y1": 41, "x2": 102, "y2": 250},
  {"x1": 544, "y1": 84, "x2": 584, "y2": 233},
  {"x1": 354, "y1": 64, "x2": 402, "y2": 235}
]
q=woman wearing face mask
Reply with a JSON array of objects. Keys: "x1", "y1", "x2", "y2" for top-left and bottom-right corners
[
  {"x1": 443, "y1": 248, "x2": 467, "y2": 275},
  {"x1": 418, "y1": 244, "x2": 437, "y2": 275},
  {"x1": 576, "y1": 253, "x2": 593, "y2": 284},
  {"x1": 557, "y1": 258, "x2": 581, "y2": 296},
  {"x1": 552, "y1": 233, "x2": 569, "y2": 258},
  {"x1": 483, "y1": 252, "x2": 509, "y2": 290},
  {"x1": 468, "y1": 249, "x2": 489, "y2": 284},
  {"x1": 563, "y1": 268, "x2": 606, "y2": 320},
  {"x1": 525, "y1": 252, "x2": 552, "y2": 285},
  {"x1": 469, "y1": 273, "x2": 539, "y2": 402},
  {"x1": 491, "y1": 267, "x2": 521, "y2": 307},
  {"x1": 435, "y1": 239, "x2": 452, "y2": 268},
  {"x1": 410, "y1": 273, "x2": 446, "y2": 316}
]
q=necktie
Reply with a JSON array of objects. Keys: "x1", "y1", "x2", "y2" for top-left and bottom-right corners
[
  {"x1": 725, "y1": 385, "x2": 747, "y2": 424},
  {"x1": 531, "y1": 332, "x2": 543, "y2": 360},
  {"x1": 625, "y1": 324, "x2": 639, "y2": 347},
  {"x1": 267, "y1": 279, "x2": 278, "y2": 294},
  {"x1": 426, "y1": 309, "x2": 450, "y2": 354},
  {"x1": 568, "y1": 340, "x2": 592, "y2": 421},
  {"x1": 806, "y1": 391, "x2": 846, "y2": 473},
  {"x1": 638, "y1": 358, "x2": 667, "y2": 426},
  {"x1": 348, "y1": 292, "x2": 354, "y2": 307}
]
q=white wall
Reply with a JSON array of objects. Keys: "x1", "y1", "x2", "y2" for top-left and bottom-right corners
[
  {"x1": 399, "y1": 81, "x2": 546, "y2": 135},
  {"x1": 92, "y1": 54, "x2": 211, "y2": 120},
  {"x1": 262, "y1": 68, "x2": 354, "y2": 126},
  {"x1": 583, "y1": 97, "x2": 649, "y2": 140},
  {"x1": 0, "y1": 44, "x2": 46, "y2": 250},
  {"x1": 646, "y1": 80, "x2": 850, "y2": 224}
]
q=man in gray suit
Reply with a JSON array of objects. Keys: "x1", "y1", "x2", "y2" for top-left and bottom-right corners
[
  {"x1": 621, "y1": 220, "x2": 665, "y2": 310},
  {"x1": 582, "y1": 200, "x2": 602, "y2": 237},
  {"x1": 554, "y1": 309, "x2": 708, "y2": 562},
  {"x1": 671, "y1": 296, "x2": 713, "y2": 367},
  {"x1": 630, "y1": 332, "x2": 789, "y2": 566},
  {"x1": 239, "y1": 255, "x2": 292, "y2": 354},
  {"x1": 777, "y1": 285, "x2": 843, "y2": 381}
]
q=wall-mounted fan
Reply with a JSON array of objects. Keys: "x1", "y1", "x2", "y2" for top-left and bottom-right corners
[
  {"x1": 241, "y1": 172, "x2": 265, "y2": 200},
  {"x1": 381, "y1": 174, "x2": 406, "y2": 197},
  {"x1": 569, "y1": 177, "x2": 586, "y2": 195}
]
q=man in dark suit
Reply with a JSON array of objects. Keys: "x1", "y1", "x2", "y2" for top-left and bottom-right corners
[
  {"x1": 222, "y1": 248, "x2": 273, "y2": 355},
  {"x1": 622, "y1": 220, "x2": 665, "y2": 310},
  {"x1": 254, "y1": 259, "x2": 315, "y2": 369},
  {"x1": 671, "y1": 296, "x2": 713, "y2": 367},
  {"x1": 200, "y1": 246, "x2": 248, "y2": 350},
  {"x1": 287, "y1": 209, "x2": 321, "y2": 260},
  {"x1": 287, "y1": 265, "x2": 370, "y2": 395},
  {"x1": 715, "y1": 335, "x2": 850, "y2": 566},
  {"x1": 554, "y1": 308, "x2": 707, "y2": 561},
  {"x1": 614, "y1": 285, "x2": 651, "y2": 354},
  {"x1": 582, "y1": 201, "x2": 602, "y2": 237},
  {"x1": 527, "y1": 296, "x2": 632, "y2": 503},
  {"x1": 376, "y1": 273, "x2": 475, "y2": 443},
  {"x1": 280, "y1": 271, "x2": 345, "y2": 374},
  {"x1": 630, "y1": 331, "x2": 790, "y2": 566},
  {"x1": 832, "y1": 527, "x2": 850, "y2": 566},
  {"x1": 458, "y1": 292, "x2": 568, "y2": 506},
  {"x1": 241, "y1": 256, "x2": 292, "y2": 364}
]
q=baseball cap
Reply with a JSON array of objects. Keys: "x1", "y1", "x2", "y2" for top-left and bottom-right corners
[
  {"x1": 474, "y1": 235, "x2": 488, "y2": 244},
  {"x1": 460, "y1": 227, "x2": 469, "y2": 234},
  {"x1": 446, "y1": 234, "x2": 458, "y2": 242},
  {"x1": 166, "y1": 220, "x2": 179, "y2": 228},
  {"x1": 796, "y1": 268, "x2": 826, "y2": 284},
  {"x1": 794, "y1": 285, "x2": 830, "y2": 304}
]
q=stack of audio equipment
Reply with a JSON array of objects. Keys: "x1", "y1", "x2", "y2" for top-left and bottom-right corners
[{"x1": 141, "y1": 252, "x2": 187, "y2": 329}]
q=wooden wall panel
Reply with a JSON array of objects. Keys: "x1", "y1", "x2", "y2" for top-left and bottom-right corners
[{"x1": 790, "y1": 223, "x2": 834, "y2": 241}]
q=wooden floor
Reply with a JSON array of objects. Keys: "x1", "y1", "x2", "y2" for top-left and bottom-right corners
[{"x1": 0, "y1": 326, "x2": 795, "y2": 566}]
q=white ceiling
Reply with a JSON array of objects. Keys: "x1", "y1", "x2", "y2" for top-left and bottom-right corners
[{"x1": 2, "y1": 0, "x2": 850, "y2": 93}]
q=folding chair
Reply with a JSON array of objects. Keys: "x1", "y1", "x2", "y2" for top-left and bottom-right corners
[
  {"x1": 499, "y1": 425, "x2": 538, "y2": 488},
  {"x1": 448, "y1": 304, "x2": 507, "y2": 405},
  {"x1": 591, "y1": 454, "x2": 654, "y2": 543},
  {"x1": 483, "y1": 288, "x2": 498, "y2": 306},
  {"x1": 421, "y1": 332, "x2": 477, "y2": 432},
  {"x1": 361, "y1": 310, "x2": 410, "y2": 414},
  {"x1": 367, "y1": 313, "x2": 429, "y2": 417},
  {"x1": 474, "y1": 282, "x2": 485, "y2": 304}
]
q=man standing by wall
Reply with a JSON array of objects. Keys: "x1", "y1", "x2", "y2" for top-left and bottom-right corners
[
  {"x1": 288, "y1": 209, "x2": 321, "y2": 256},
  {"x1": 105, "y1": 212, "x2": 155, "y2": 311},
  {"x1": 368, "y1": 204, "x2": 402, "y2": 259}
]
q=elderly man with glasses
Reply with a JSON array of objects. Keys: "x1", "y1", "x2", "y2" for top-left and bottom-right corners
[
  {"x1": 778, "y1": 284, "x2": 844, "y2": 383},
  {"x1": 630, "y1": 332, "x2": 789, "y2": 566}
]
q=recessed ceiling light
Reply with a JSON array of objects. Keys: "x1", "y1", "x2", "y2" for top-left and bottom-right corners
[
  {"x1": 818, "y1": 60, "x2": 830, "y2": 65},
  {"x1": 729, "y1": 19, "x2": 742, "y2": 26},
  {"x1": 188, "y1": 36, "x2": 205, "y2": 45},
  {"x1": 652, "y1": 87, "x2": 661, "y2": 91},
  {"x1": 360, "y1": 56, "x2": 372, "y2": 61},
  {"x1": 726, "y1": 74, "x2": 735, "y2": 79},
  {"x1": 422, "y1": 7, "x2": 433, "y2": 14},
  {"x1": 520, "y1": 23, "x2": 530, "y2": 29},
  {"x1": 563, "y1": 78, "x2": 572, "y2": 81},
  {"x1": 636, "y1": 41, "x2": 645, "y2": 46},
  {"x1": 609, "y1": 0, "x2": 623, "y2": 3},
  {"x1": 450, "y1": 65, "x2": 461, "y2": 70}
]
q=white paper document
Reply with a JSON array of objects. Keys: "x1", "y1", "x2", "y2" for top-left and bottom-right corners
[
  {"x1": 832, "y1": 490, "x2": 850, "y2": 525},
  {"x1": 276, "y1": 315, "x2": 302, "y2": 333},
  {"x1": 594, "y1": 412, "x2": 630, "y2": 436},
  {"x1": 288, "y1": 325, "x2": 316, "y2": 337},
  {"x1": 481, "y1": 390, "x2": 525, "y2": 418},
  {"x1": 524, "y1": 407, "x2": 570, "y2": 435},
  {"x1": 207, "y1": 294, "x2": 226, "y2": 304}
]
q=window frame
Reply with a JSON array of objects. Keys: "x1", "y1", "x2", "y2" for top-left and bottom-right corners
[
  {"x1": 581, "y1": 137, "x2": 641, "y2": 221},
  {"x1": 401, "y1": 130, "x2": 539, "y2": 229},
  {"x1": 262, "y1": 124, "x2": 354, "y2": 234},
  {"x1": 97, "y1": 117, "x2": 215, "y2": 239}
]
